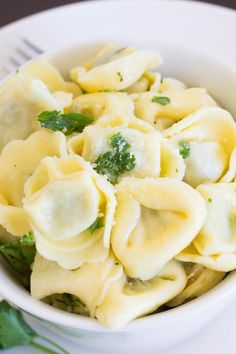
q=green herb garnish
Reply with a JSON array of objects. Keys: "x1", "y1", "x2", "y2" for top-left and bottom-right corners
[
  {"x1": 59, "y1": 294, "x2": 85, "y2": 312},
  {"x1": 110, "y1": 132, "x2": 130, "y2": 153},
  {"x1": 94, "y1": 132, "x2": 136, "y2": 183},
  {"x1": 179, "y1": 141, "x2": 190, "y2": 159},
  {"x1": 87, "y1": 217, "x2": 104, "y2": 234},
  {"x1": 38, "y1": 110, "x2": 94, "y2": 135},
  {"x1": 151, "y1": 96, "x2": 171, "y2": 105},
  {"x1": 207, "y1": 197, "x2": 213, "y2": 203},
  {"x1": 117, "y1": 72, "x2": 123, "y2": 82},
  {"x1": 0, "y1": 300, "x2": 69, "y2": 353},
  {"x1": 0, "y1": 232, "x2": 36, "y2": 277},
  {"x1": 113, "y1": 47, "x2": 126, "y2": 55}
]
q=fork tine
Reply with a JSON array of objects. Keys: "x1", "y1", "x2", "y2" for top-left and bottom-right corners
[
  {"x1": 9, "y1": 57, "x2": 21, "y2": 67},
  {"x1": 1, "y1": 38, "x2": 44, "y2": 79},
  {"x1": 16, "y1": 48, "x2": 34, "y2": 61},
  {"x1": 22, "y1": 38, "x2": 43, "y2": 55}
]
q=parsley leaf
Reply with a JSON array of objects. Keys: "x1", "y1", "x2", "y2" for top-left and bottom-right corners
[
  {"x1": 110, "y1": 132, "x2": 130, "y2": 153},
  {"x1": 94, "y1": 133, "x2": 136, "y2": 183},
  {"x1": 179, "y1": 141, "x2": 190, "y2": 159},
  {"x1": 117, "y1": 72, "x2": 123, "y2": 82},
  {"x1": 113, "y1": 47, "x2": 126, "y2": 55},
  {"x1": 0, "y1": 300, "x2": 69, "y2": 353},
  {"x1": 87, "y1": 217, "x2": 104, "y2": 234},
  {"x1": 0, "y1": 300, "x2": 36, "y2": 349},
  {"x1": 207, "y1": 197, "x2": 213, "y2": 203},
  {"x1": 152, "y1": 96, "x2": 171, "y2": 105},
  {"x1": 38, "y1": 110, "x2": 94, "y2": 135},
  {"x1": 59, "y1": 294, "x2": 85, "y2": 312},
  {"x1": 0, "y1": 232, "x2": 36, "y2": 277}
]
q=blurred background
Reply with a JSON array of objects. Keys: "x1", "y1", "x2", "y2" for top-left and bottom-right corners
[{"x1": 0, "y1": 0, "x2": 235, "y2": 28}]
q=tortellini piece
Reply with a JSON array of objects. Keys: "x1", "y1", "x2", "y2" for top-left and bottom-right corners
[
  {"x1": 70, "y1": 92, "x2": 135, "y2": 126},
  {"x1": 0, "y1": 195, "x2": 30, "y2": 236},
  {"x1": 31, "y1": 252, "x2": 123, "y2": 317},
  {"x1": 176, "y1": 243, "x2": 236, "y2": 272},
  {"x1": 23, "y1": 155, "x2": 116, "y2": 269},
  {"x1": 193, "y1": 183, "x2": 236, "y2": 256},
  {"x1": 111, "y1": 177, "x2": 206, "y2": 280},
  {"x1": 71, "y1": 45, "x2": 162, "y2": 92},
  {"x1": 159, "y1": 78, "x2": 187, "y2": 93},
  {"x1": 0, "y1": 130, "x2": 67, "y2": 206},
  {"x1": 68, "y1": 123, "x2": 185, "y2": 181},
  {"x1": 220, "y1": 147, "x2": 236, "y2": 183},
  {"x1": 133, "y1": 88, "x2": 216, "y2": 130},
  {"x1": 163, "y1": 107, "x2": 236, "y2": 187},
  {"x1": 96, "y1": 259, "x2": 186, "y2": 328},
  {"x1": 31, "y1": 253, "x2": 186, "y2": 328},
  {"x1": 167, "y1": 263, "x2": 225, "y2": 307},
  {"x1": 22, "y1": 59, "x2": 68, "y2": 93},
  {"x1": 126, "y1": 71, "x2": 162, "y2": 94},
  {"x1": 0, "y1": 72, "x2": 64, "y2": 151}
]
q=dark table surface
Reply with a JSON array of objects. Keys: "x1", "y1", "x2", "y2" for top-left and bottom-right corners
[{"x1": 0, "y1": 0, "x2": 235, "y2": 28}]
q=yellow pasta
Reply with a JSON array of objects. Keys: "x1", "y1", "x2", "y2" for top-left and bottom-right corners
[{"x1": 0, "y1": 43, "x2": 234, "y2": 329}]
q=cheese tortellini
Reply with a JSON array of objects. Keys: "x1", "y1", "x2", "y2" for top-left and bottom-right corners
[
  {"x1": 68, "y1": 123, "x2": 185, "y2": 181},
  {"x1": 23, "y1": 156, "x2": 116, "y2": 269},
  {"x1": 71, "y1": 45, "x2": 162, "y2": 92},
  {"x1": 164, "y1": 107, "x2": 236, "y2": 187},
  {"x1": 167, "y1": 263, "x2": 225, "y2": 307},
  {"x1": 31, "y1": 252, "x2": 186, "y2": 328},
  {"x1": 111, "y1": 177, "x2": 206, "y2": 280},
  {"x1": 0, "y1": 43, "x2": 235, "y2": 329}
]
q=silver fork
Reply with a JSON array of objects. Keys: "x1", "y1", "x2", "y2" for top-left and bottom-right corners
[{"x1": 1, "y1": 38, "x2": 43, "y2": 77}]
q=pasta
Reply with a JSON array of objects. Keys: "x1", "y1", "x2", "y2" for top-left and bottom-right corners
[
  {"x1": 71, "y1": 45, "x2": 162, "y2": 92},
  {"x1": 68, "y1": 124, "x2": 185, "y2": 181},
  {"x1": 0, "y1": 43, "x2": 235, "y2": 328},
  {"x1": 167, "y1": 263, "x2": 225, "y2": 307},
  {"x1": 31, "y1": 253, "x2": 186, "y2": 328},
  {"x1": 163, "y1": 107, "x2": 236, "y2": 187},
  {"x1": 111, "y1": 177, "x2": 206, "y2": 280},
  {"x1": 23, "y1": 156, "x2": 116, "y2": 269}
]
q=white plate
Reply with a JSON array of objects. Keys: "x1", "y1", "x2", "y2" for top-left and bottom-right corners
[{"x1": 1, "y1": 1, "x2": 236, "y2": 353}]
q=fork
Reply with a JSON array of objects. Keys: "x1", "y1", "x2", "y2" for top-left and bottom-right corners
[{"x1": 1, "y1": 38, "x2": 43, "y2": 77}]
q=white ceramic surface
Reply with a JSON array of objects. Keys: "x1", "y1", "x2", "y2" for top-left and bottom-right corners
[{"x1": 1, "y1": 1, "x2": 236, "y2": 353}]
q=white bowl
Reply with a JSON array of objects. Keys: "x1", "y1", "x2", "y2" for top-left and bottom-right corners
[{"x1": 1, "y1": 39, "x2": 236, "y2": 353}]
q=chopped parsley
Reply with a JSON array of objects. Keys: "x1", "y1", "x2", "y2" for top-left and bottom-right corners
[
  {"x1": 110, "y1": 132, "x2": 130, "y2": 153},
  {"x1": 59, "y1": 293, "x2": 85, "y2": 312},
  {"x1": 38, "y1": 110, "x2": 94, "y2": 135},
  {"x1": 0, "y1": 300, "x2": 69, "y2": 353},
  {"x1": 15, "y1": 68, "x2": 20, "y2": 74},
  {"x1": 113, "y1": 47, "x2": 126, "y2": 55},
  {"x1": 207, "y1": 197, "x2": 213, "y2": 203},
  {"x1": 117, "y1": 72, "x2": 123, "y2": 82},
  {"x1": 94, "y1": 132, "x2": 136, "y2": 183},
  {"x1": 175, "y1": 168, "x2": 179, "y2": 173},
  {"x1": 151, "y1": 96, "x2": 171, "y2": 105},
  {"x1": 0, "y1": 232, "x2": 36, "y2": 278},
  {"x1": 87, "y1": 217, "x2": 104, "y2": 234},
  {"x1": 179, "y1": 141, "x2": 190, "y2": 159}
]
